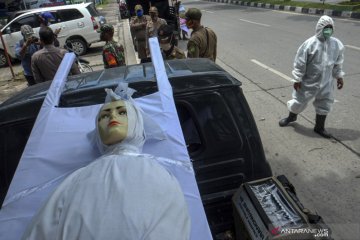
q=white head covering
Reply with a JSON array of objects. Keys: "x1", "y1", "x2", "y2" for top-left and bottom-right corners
[
  {"x1": 315, "y1": 15, "x2": 334, "y2": 40},
  {"x1": 94, "y1": 85, "x2": 146, "y2": 155}
]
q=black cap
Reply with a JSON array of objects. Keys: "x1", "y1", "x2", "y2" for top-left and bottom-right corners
[
  {"x1": 185, "y1": 8, "x2": 202, "y2": 21},
  {"x1": 158, "y1": 25, "x2": 174, "y2": 39}
]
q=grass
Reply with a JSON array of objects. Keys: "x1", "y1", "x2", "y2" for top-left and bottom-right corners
[
  {"x1": 96, "y1": 0, "x2": 110, "y2": 8},
  {"x1": 243, "y1": 0, "x2": 360, "y2": 12}
]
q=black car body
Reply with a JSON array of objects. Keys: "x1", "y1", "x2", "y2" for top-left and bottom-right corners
[{"x1": 0, "y1": 59, "x2": 272, "y2": 237}]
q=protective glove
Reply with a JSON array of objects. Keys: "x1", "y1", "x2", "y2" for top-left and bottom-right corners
[
  {"x1": 294, "y1": 82, "x2": 301, "y2": 91},
  {"x1": 337, "y1": 78, "x2": 344, "y2": 90}
]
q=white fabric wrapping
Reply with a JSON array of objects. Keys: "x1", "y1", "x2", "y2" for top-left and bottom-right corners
[
  {"x1": 22, "y1": 152, "x2": 191, "y2": 240},
  {"x1": 22, "y1": 89, "x2": 191, "y2": 239},
  {"x1": 0, "y1": 41, "x2": 212, "y2": 240}
]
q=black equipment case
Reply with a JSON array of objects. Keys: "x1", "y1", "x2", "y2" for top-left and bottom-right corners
[{"x1": 232, "y1": 175, "x2": 333, "y2": 240}]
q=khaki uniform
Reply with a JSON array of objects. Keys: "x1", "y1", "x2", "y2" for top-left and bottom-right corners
[
  {"x1": 162, "y1": 46, "x2": 186, "y2": 60},
  {"x1": 187, "y1": 26, "x2": 217, "y2": 62},
  {"x1": 130, "y1": 15, "x2": 151, "y2": 60},
  {"x1": 147, "y1": 18, "x2": 167, "y2": 38}
]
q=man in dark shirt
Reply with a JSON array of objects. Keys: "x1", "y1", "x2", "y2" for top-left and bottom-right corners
[{"x1": 31, "y1": 27, "x2": 80, "y2": 83}]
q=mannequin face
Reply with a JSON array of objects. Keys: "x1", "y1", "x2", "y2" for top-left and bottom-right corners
[{"x1": 98, "y1": 100, "x2": 128, "y2": 145}]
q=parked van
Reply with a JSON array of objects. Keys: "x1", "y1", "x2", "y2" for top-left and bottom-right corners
[{"x1": 0, "y1": 2, "x2": 102, "y2": 67}]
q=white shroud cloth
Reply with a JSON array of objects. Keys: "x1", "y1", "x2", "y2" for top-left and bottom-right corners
[
  {"x1": 22, "y1": 88, "x2": 191, "y2": 240},
  {"x1": 22, "y1": 153, "x2": 191, "y2": 240}
]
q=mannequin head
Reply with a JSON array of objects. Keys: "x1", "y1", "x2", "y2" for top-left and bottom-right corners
[{"x1": 98, "y1": 100, "x2": 128, "y2": 145}]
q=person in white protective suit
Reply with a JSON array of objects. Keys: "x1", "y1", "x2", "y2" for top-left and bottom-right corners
[
  {"x1": 22, "y1": 88, "x2": 191, "y2": 240},
  {"x1": 279, "y1": 15, "x2": 345, "y2": 138}
]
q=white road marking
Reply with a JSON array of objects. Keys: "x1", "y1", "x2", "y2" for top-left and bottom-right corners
[
  {"x1": 201, "y1": 10, "x2": 214, "y2": 13},
  {"x1": 238, "y1": 18, "x2": 270, "y2": 27},
  {"x1": 251, "y1": 59, "x2": 293, "y2": 82},
  {"x1": 345, "y1": 45, "x2": 360, "y2": 51}
]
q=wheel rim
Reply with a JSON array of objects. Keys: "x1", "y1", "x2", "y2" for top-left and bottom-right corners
[
  {"x1": 72, "y1": 41, "x2": 85, "y2": 55},
  {"x1": 0, "y1": 53, "x2": 7, "y2": 66}
]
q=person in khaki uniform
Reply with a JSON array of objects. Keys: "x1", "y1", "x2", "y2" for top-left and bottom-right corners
[
  {"x1": 130, "y1": 4, "x2": 151, "y2": 63},
  {"x1": 185, "y1": 8, "x2": 217, "y2": 62},
  {"x1": 158, "y1": 24, "x2": 186, "y2": 60},
  {"x1": 147, "y1": 6, "x2": 167, "y2": 38}
]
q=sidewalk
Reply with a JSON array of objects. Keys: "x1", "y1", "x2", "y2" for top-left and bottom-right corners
[{"x1": 206, "y1": 0, "x2": 360, "y2": 20}]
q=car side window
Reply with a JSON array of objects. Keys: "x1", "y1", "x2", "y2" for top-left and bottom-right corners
[
  {"x1": 57, "y1": 9, "x2": 84, "y2": 22},
  {"x1": 46, "y1": 11, "x2": 60, "y2": 24},
  {"x1": 176, "y1": 92, "x2": 243, "y2": 157},
  {"x1": 0, "y1": 120, "x2": 34, "y2": 207},
  {"x1": 10, "y1": 15, "x2": 40, "y2": 32},
  {"x1": 176, "y1": 103, "x2": 202, "y2": 154}
]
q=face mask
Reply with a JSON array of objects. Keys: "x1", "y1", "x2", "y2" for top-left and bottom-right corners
[
  {"x1": 136, "y1": 10, "x2": 143, "y2": 17},
  {"x1": 186, "y1": 19, "x2": 193, "y2": 29},
  {"x1": 323, "y1": 27, "x2": 333, "y2": 39},
  {"x1": 160, "y1": 43, "x2": 171, "y2": 51},
  {"x1": 150, "y1": 13, "x2": 157, "y2": 20}
]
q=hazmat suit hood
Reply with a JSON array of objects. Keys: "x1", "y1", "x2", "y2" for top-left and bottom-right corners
[
  {"x1": 94, "y1": 85, "x2": 146, "y2": 155},
  {"x1": 315, "y1": 15, "x2": 334, "y2": 41}
]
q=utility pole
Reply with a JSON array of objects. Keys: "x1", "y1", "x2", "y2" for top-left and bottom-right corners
[{"x1": 0, "y1": 32, "x2": 15, "y2": 79}]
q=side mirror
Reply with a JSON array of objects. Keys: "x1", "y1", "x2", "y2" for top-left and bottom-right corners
[{"x1": 5, "y1": 27, "x2": 11, "y2": 34}]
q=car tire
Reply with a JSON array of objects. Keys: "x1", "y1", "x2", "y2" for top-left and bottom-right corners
[
  {"x1": 69, "y1": 39, "x2": 87, "y2": 56},
  {"x1": 0, "y1": 50, "x2": 9, "y2": 68}
]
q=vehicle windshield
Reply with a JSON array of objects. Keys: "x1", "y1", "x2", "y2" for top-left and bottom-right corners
[
  {"x1": 86, "y1": 3, "x2": 99, "y2": 17},
  {"x1": 6, "y1": 11, "x2": 28, "y2": 24}
]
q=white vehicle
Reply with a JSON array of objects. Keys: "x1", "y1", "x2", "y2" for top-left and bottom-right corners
[{"x1": 0, "y1": 2, "x2": 102, "y2": 67}]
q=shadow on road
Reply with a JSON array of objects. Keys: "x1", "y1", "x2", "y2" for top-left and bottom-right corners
[
  {"x1": 86, "y1": 45, "x2": 104, "y2": 55},
  {"x1": 289, "y1": 123, "x2": 360, "y2": 141},
  {"x1": 328, "y1": 127, "x2": 360, "y2": 141}
]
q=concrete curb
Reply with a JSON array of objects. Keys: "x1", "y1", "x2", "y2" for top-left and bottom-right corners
[
  {"x1": 206, "y1": 0, "x2": 360, "y2": 20},
  {"x1": 117, "y1": 19, "x2": 138, "y2": 65}
]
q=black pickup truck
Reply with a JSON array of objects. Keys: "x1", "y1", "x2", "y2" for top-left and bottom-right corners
[{"x1": 0, "y1": 58, "x2": 272, "y2": 238}]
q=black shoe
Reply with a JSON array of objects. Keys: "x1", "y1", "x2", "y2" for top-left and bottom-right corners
[
  {"x1": 279, "y1": 112, "x2": 297, "y2": 127},
  {"x1": 314, "y1": 127, "x2": 332, "y2": 138},
  {"x1": 314, "y1": 114, "x2": 331, "y2": 138}
]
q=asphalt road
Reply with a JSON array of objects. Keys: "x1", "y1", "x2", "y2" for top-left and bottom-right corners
[{"x1": 181, "y1": 0, "x2": 360, "y2": 239}]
